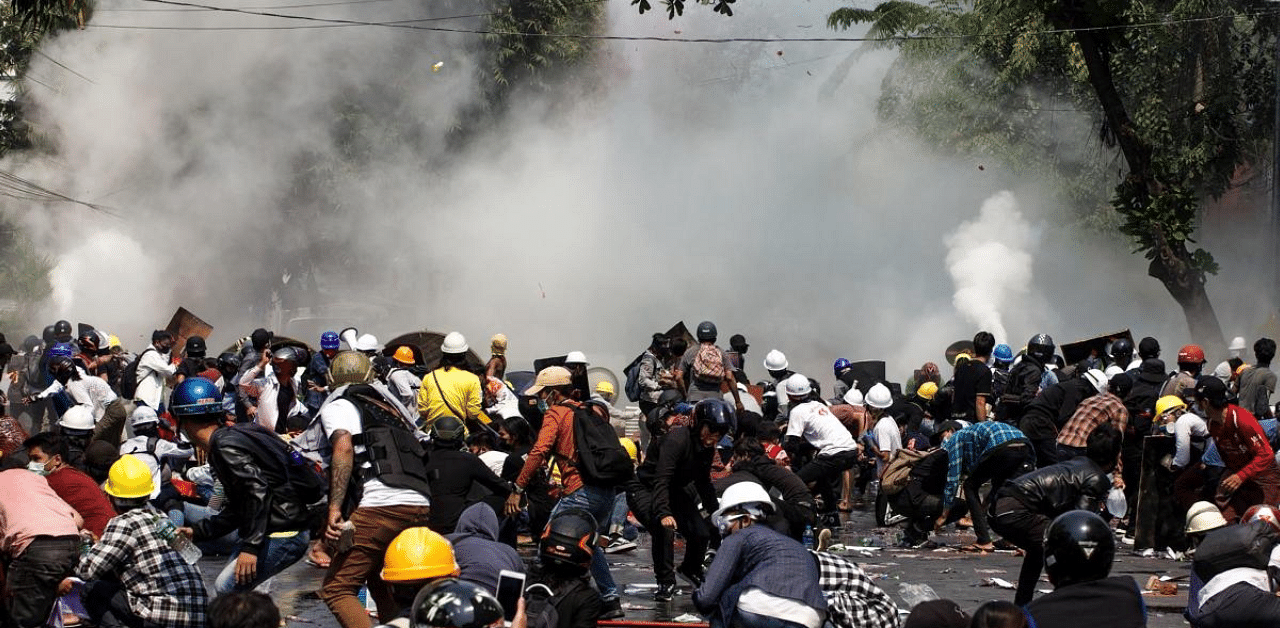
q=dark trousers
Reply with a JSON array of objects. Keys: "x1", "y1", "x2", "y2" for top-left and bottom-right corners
[
  {"x1": 964, "y1": 442, "x2": 1032, "y2": 545},
  {"x1": 894, "y1": 482, "x2": 966, "y2": 543},
  {"x1": 2, "y1": 535, "x2": 79, "y2": 628},
  {"x1": 628, "y1": 481, "x2": 712, "y2": 587},
  {"x1": 796, "y1": 451, "x2": 858, "y2": 515},
  {"x1": 84, "y1": 579, "x2": 160, "y2": 628},
  {"x1": 989, "y1": 497, "x2": 1050, "y2": 605}
]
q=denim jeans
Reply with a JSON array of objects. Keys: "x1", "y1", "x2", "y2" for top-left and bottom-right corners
[
  {"x1": 710, "y1": 610, "x2": 811, "y2": 628},
  {"x1": 214, "y1": 530, "x2": 311, "y2": 594},
  {"x1": 552, "y1": 484, "x2": 619, "y2": 599}
]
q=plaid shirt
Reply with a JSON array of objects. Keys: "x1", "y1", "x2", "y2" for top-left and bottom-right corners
[
  {"x1": 1057, "y1": 393, "x2": 1129, "y2": 449},
  {"x1": 809, "y1": 551, "x2": 899, "y2": 628},
  {"x1": 78, "y1": 506, "x2": 208, "y2": 628},
  {"x1": 941, "y1": 421, "x2": 1026, "y2": 509}
]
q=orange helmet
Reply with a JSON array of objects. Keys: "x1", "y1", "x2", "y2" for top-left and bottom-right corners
[{"x1": 392, "y1": 346, "x2": 415, "y2": 365}]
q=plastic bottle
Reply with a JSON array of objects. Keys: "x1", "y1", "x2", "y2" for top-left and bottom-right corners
[
  {"x1": 153, "y1": 515, "x2": 202, "y2": 565},
  {"x1": 802, "y1": 525, "x2": 814, "y2": 549},
  {"x1": 898, "y1": 582, "x2": 938, "y2": 609}
]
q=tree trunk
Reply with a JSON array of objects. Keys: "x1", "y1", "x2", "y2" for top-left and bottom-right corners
[{"x1": 1148, "y1": 238, "x2": 1225, "y2": 348}]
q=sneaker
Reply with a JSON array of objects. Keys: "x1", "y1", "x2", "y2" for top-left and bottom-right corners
[
  {"x1": 654, "y1": 583, "x2": 677, "y2": 602},
  {"x1": 677, "y1": 565, "x2": 705, "y2": 588},
  {"x1": 604, "y1": 538, "x2": 637, "y2": 554},
  {"x1": 600, "y1": 597, "x2": 624, "y2": 620},
  {"x1": 817, "y1": 528, "x2": 833, "y2": 551}
]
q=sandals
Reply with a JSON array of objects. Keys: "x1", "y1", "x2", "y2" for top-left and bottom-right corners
[{"x1": 958, "y1": 543, "x2": 995, "y2": 554}]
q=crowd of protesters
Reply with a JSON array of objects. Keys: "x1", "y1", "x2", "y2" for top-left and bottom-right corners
[{"x1": 2, "y1": 319, "x2": 1280, "y2": 628}]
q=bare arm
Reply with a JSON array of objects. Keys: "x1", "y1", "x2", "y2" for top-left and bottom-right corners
[{"x1": 326, "y1": 429, "x2": 354, "y2": 540}]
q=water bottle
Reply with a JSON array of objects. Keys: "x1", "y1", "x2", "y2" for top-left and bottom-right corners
[
  {"x1": 802, "y1": 525, "x2": 814, "y2": 549},
  {"x1": 153, "y1": 515, "x2": 202, "y2": 565},
  {"x1": 78, "y1": 532, "x2": 94, "y2": 557},
  {"x1": 898, "y1": 582, "x2": 938, "y2": 608}
]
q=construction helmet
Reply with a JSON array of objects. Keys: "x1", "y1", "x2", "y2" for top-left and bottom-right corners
[
  {"x1": 1229, "y1": 336, "x2": 1247, "y2": 353},
  {"x1": 58, "y1": 405, "x2": 96, "y2": 431},
  {"x1": 1178, "y1": 345, "x2": 1206, "y2": 364},
  {"x1": 565, "y1": 351, "x2": 587, "y2": 365},
  {"x1": 1110, "y1": 338, "x2": 1134, "y2": 361},
  {"x1": 693, "y1": 398, "x2": 735, "y2": 436},
  {"x1": 916, "y1": 382, "x2": 939, "y2": 401},
  {"x1": 354, "y1": 334, "x2": 380, "y2": 352},
  {"x1": 78, "y1": 331, "x2": 100, "y2": 353},
  {"x1": 441, "y1": 332, "x2": 469, "y2": 355},
  {"x1": 540, "y1": 508, "x2": 598, "y2": 570},
  {"x1": 103, "y1": 454, "x2": 155, "y2": 499},
  {"x1": 381, "y1": 527, "x2": 460, "y2": 582},
  {"x1": 1155, "y1": 395, "x2": 1186, "y2": 417},
  {"x1": 712, "y1": 481, "x2": 774, "y2": 534},
  {"x1": 993, "y1": 343, "x2": 1015, "y2": 363},
  {"x1": 1043, "y1": 511, "x2": 1114, "y2": 587},
  {"x1": 1243, "y1": 504, "x2": 1280, "y2": 534},
  {"x1": 832, "y1": 358, "x2": 851, "y2": 376},
  {"x1": 595, "y1": 380, "x2": 615, "y2": 396},
  {"x1": 328, "y1": 351, "x2": 375, "y2": 387},
  {"x1": 393, "y1": 346, "x2": 416, "y2": 365},
  {"x1": 130, "y1": 405, "x2": 160, "y2": 428},
  {"x1": 696, "y1": 321, "x2": 717, "y2": 342},
  {"x1": 1083, "y1": 369, "x2": 1109, "y2": 395},
  {"x1": 763, "y1": 349, "x2": 788, "y2": 372},
  {"x1": 168, "y1": 378, "x2": 223, "y2": 418},
  {"x1": 1027, "y1": 334, "x2": 1055, "y2": 364},
  {"x1": 783, "y1": 373, "x2": 811, "y2": 397},
  {"x1": 490, "y1": 334, "x2": 507, "y2": 355},
  {"x1": 53, "y1": 319, "x2": 72, "y2": 339},
  {"x1": 865, "y1": 383, "x2": 893, "y2": 409},
  {"x1": 432, "y1": 416, "x2": 466, "y2": 444},
  {"x1": 411, "y1": 578, "x2": 504, "y2": 628},
  {"x1": 619, "y1": 437, "x2": 638, "y2": 462},
  {"x1": 320, "y1": 331, "x2": 341, "y2": 351},
  {"x1": 843, "y1": 388, "x2": 864, "y2": 406},
  {"x1": 1185, "y1": 501, "x2": 1228, "y2": 534}
]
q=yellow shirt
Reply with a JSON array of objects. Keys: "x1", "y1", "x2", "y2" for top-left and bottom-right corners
[{"x1": 417, "y1": 367, "x2": 491, "y2": 427}]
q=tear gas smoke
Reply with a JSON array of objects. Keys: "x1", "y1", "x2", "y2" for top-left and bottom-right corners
[
  {"x1": 1, "y1": 0, "x2": 1271, "y2": 388},
  {"x1": 944, "y1": 191, "x2": 1035, "y2": 345}
]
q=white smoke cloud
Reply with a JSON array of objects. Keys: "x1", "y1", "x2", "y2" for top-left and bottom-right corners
[{"x1": 944, "y1": 191, "x2": 1035, "y2": 345}]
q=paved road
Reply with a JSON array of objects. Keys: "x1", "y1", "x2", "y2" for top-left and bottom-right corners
[{"x1": 206, "y1": 507, "x2": 1192, "y2": 627}]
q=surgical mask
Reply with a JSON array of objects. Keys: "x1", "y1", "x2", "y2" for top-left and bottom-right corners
[{"x1": 27, "y1": 461, "x2": 51, "y2": 476}]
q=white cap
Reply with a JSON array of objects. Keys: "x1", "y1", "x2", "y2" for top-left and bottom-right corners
[
  {"x1": 865, "y1": 383, "x2": 892, "y2": 409},
  {"x1": 130, "y1": 405, "x2": 159, "y2": 427},
  {"x1": 1229, "y1": 336, "x2": 1247, "y2": 353},
  {"x1": 784, "y1": 373, "x2": 811, "y2": 397},
  {"x1": 763, "y1": 349, "x2": 788, "y2": 371},
  {"x1": 1083, "y1": 369, "x2": 1109, "y2": 394},
  {"x1": 565, "y1": 351, "x2": 588, "y2": 365},
  {"x1": 354, "y1": 333, "x2": 380, "y2": 352},
  {"x1": 59, "y1": 405, "x2": 96, "y2": 431},
  {"x1": 843, "y1": 387, "x2": 864, "y2": 406},
  {"x1": 441, "y1": 332, "x2": 469, "y2": 354}
]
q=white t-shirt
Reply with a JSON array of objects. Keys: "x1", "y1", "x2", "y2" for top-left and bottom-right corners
[
  {"x1": 478, "y1": 450, "x2": 508, "y2": 477},
  {"x1": 387, "y1": 369, "x2": 421, "y2": 408},
  {"x1": 320, "y1": 398, "x2": 431, "y2": 509},
  {"x1": 1172, "y1": 411, "x2": 1211, "y2": 468},
  {"x1": 738, "y1": 588, "x2": 823, "y2": 628},
  {"x1": 485, "y1": 377, "x2": 522, "y2": 420},
  {"x1": 873, "y1": 416, "x2": 903, "y2": 474},
  {"x1": 786, "y1": 401, "x2": 856, "y2": 457},
  {"x1": 120, "y1": 435, "x2": 192, "y2": 499}
]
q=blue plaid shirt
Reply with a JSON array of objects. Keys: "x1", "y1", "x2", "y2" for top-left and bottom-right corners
[{"x1": 941, "y1": 421, "x2": 1027, "y2": 508}]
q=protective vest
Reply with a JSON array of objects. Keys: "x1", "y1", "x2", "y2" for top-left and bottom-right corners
[{"x1": 343, "y1": 383, "x2": 432, "y2": 499}]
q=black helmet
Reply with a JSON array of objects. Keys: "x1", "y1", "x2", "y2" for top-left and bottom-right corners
[
  {"x1": 185, "y1": 336, "x2": 207, "y2": 357},
  {"x1": 696, "y1": 321, "x2": 717, "y2": 342},
  {"x1": 217, "y1": 351, "x2": 242, "y2": 372},
  {"x1": 1138, "y1": 336, "x2": 1161, "y2": 359},
  {"x1": 53, "y1": 320, "x2": 72, "y2": 340},
  {"x1": 540, "y1": 508, "x2": 598, "y2": 570},
  {"x1": 1109, "y1": 338, "x2": 1133, "y2": 361},
  {"x1": 78, "y1": 331, "x2": 100, "y2": 353},
  {"x1": 693, "y1": 398, "x2": 735, "y2": 436},
  {"x1": 42, "y1": 325, "x2": 56, "y2": 345},
  {"x1": 411, "y1": 578, "x2": 504, "y2": 628},
  {"x1": 1043, "y1": 510, "x2": 1114, "y2": 587},
  {"x1": 1027, "y1": 333, "x2": 1055, "y2": 364},
  {"x1": 432, "y1": 416, "x2": 466, "y2": 444}
]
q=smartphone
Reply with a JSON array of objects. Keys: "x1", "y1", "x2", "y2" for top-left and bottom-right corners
[{"x1": 496, "y1": 570, "x2": 526, "y2": 622}]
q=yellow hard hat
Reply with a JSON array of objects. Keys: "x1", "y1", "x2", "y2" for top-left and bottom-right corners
[
  {"x1": 917, "y1": 382, "x2": 939, "y2": 400},
  {"x1": 953, "y1": 352, "x2": 972, "y2": 365},
  {"x1": 1155, "y1": 395, "x2": 1187, "y2": 417},
  {"x1": 491, "y1": 334, "x2": 508, "y2": 355},
  {"x1": 104, "y1": 454, "x2": 155, "y2": 499},
  {"x1": 619, "y1": 437, "x2": 638, "y2": 462},
  {"x1": 381, "y1": 527, "x2": 460, "y2": 583},
  {"x1": 393, "y1": 346, "x2": 415, "y2": 365},
  {"x1": 596, "y1": 380, "x2": 615, "y2": 396},
  {"x1": 108, "y1": 334, "x2": 121, "y2": 349}
]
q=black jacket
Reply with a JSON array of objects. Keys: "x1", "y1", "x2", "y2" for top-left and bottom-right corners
[
  {"x1": 193, "y1": 423, "x2": 311, "y2": 555},
  {"x1": 1024, "y1": 576, "x2": 1146, "y2": 628},
  {"x1": 993, "y1": 456, "x2": 1109, "y2": 517},
  {"x1": 718, "y1": 455, "x2": 816, "y2": 532},
  {"x1": 1000, "y1": 358, "x2": 1045, "y2": 422},
  {"x1": 1020, "y1": 379, "x2": 1096, "y2": 438},
  {"x1": 424, "y1": 447, "x2": 512, "y2": 534},
  {"x1": 638, "y1": 425, "x2": 717, "y2": 520}
]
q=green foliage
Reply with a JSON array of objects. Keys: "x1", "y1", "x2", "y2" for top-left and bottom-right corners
[
  {"x1": 0, "y1": 217, "x2": 52, "y2": 331},
  {"x1": 485, "y1": 0, "x2": 604, "y2": 91},
  {"x1": 632, "y1": 0, "x2": 735, "y2": 19}
]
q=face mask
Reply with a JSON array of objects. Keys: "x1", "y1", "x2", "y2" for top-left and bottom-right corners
[
  {"x1": 54, "y1": 369, "x2": 72, "y2": 384},
  {"x1": 27, "y1": 461, "x2": 51, "y2": 476}
]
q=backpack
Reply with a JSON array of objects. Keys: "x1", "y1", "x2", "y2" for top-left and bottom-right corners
[
  {"x1": 691, "y1": 344, "x2": 726, "y2": 386},
  {"x1": 623, "y1": 352, "x2": 647, "y2": 403},
  {"x1": 233, "y1": 422, "x2": 329, "y2": 505},
  {"x1": 879, "y1": 447, "x2": 935, "y2": 496},
  {"x1": 570, "y1": 402, "x2": 634, "y2": 487},
  {"x1": 118, "y1": 347, "x2": 154, "y2": 400},
  {"x1": 1192, "y1": 521, "x2": 1277, "y2": 582}
]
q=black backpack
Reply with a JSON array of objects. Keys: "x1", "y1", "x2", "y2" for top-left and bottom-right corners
[
  {"x1": 623, "y1": 352, "x2": 647, "y2": 403},
  {"x1": 571, "y1": 402, "x2": 634, "y2": 487},
  {"x1": 117, "y1": 347, "x2": 154, "y2": 400},
  {"x1": 234, "y1": 422, "x2": 329, "y2": 506},
  {"x1": 1192, "y1": 521, "x2": 1277, "y2": 582}
]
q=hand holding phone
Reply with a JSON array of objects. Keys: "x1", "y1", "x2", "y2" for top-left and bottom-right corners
[{"x1": 496, "y1": 570, "x2": 527, "y2": 623}]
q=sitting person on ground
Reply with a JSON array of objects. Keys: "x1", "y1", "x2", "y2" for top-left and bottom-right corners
[
  {"x1": 378, "y1": 526, "x2": 461, "y2": 626},
  {"x1": 694, "y1": 482, "x2": 827, "y2": 628},
  {"x1": 1183, "y1": 501, "x2": 1230, "y2": 623},
  {"x1": 1186, "y1": 504, "x2": 1280, "y2": 628},
  {"x1": 446, "y1": 503, "x2": 524, "y2": 594},
  {"x1": 1022, "y1": 510, "x2": 1146, "y2": 628}
]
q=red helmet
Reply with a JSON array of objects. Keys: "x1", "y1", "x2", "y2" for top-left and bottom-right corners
[
  {"x1": 1243, "y1": 504, "x2": 1280, "y2": 533},
  {"x1": 1177, "y1": 345, "x2": 1206, "y2": 364}
]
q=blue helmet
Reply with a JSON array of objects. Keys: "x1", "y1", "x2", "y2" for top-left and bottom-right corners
[
  {"x1": 48, "y1": 342, "x2": 75, "y2": 359},
  {"x1": 169, "y1": 377, "x2": 223, "y2": 417},
  {"x1": 993, "y1": 344, "x2": 1014, "y2": 363},
  {"x1": 833, "y1": 357, "x2": 851, "y2": 376},
  {"x1": 320, "y1": 331, "x2": 340, "y2": 351}
]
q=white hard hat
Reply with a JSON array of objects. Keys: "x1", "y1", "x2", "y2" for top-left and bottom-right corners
[
  {"x1": 1214, "y1": 361, "x2": 1233, "y2": 381},
  {"x1": 712, "y1": 481, "x2": 775, "y2": 521},
  {"x1": 565, "y1": 351, "x2": 588, "y2": 365},
  {"x1": 783, "y1": 373, "x2": 811, "y2": 397},
  {"x1": 1185, "y1": 501, "x2": 1228, "y2": 534},
  {"x1": 1229, "y1": 336, "x2": 1247, "y2": 352},
  {"x1": 763, "y1": 349, "x2": 788, "y2": 371},
  {"x1": 130, "y1": 405, "x2": 159, "y2": 427},
  {"x1": 1084, "y1": 369, "x2": 1109, "y2": 394},
  {"x1": 1104, "y1": 364, "x2": 1124, "y2": 378},
  {"x1": 354, "y1": 333, "x2": 380, "y2": 352},
  {"x1": 865, "y1": 383, "x2": 893, "y2": 409},
  {"x1": 59, "y1": 405, "x2": 96, "y2": 431},
  {"x1": 441, "y1": 332, "x2": 469, "y2": 354},
  {"x1": 843, "y1": 387, "x2": 864, "y2": 406}
]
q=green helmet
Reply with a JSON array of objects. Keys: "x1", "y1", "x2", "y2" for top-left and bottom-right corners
[
  {"x1": 432, "y1": 416, "x2": 466, "y2": 443},
  {"x1": 328, "y1": 351, "x2": 374, "y2": 387}
]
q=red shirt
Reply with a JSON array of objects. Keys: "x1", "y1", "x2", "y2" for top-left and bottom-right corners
[
  {"x1": 1208, "y1": 405, "x2": 1277, "y2": 482},
  {"x1": 46, "y1": 466, "x2": 116, "y2": 538}
]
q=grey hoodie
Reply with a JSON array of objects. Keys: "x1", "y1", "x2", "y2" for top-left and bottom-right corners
[{"x1": 446, "y1": 503, "x2": 525, "y2": 593}]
